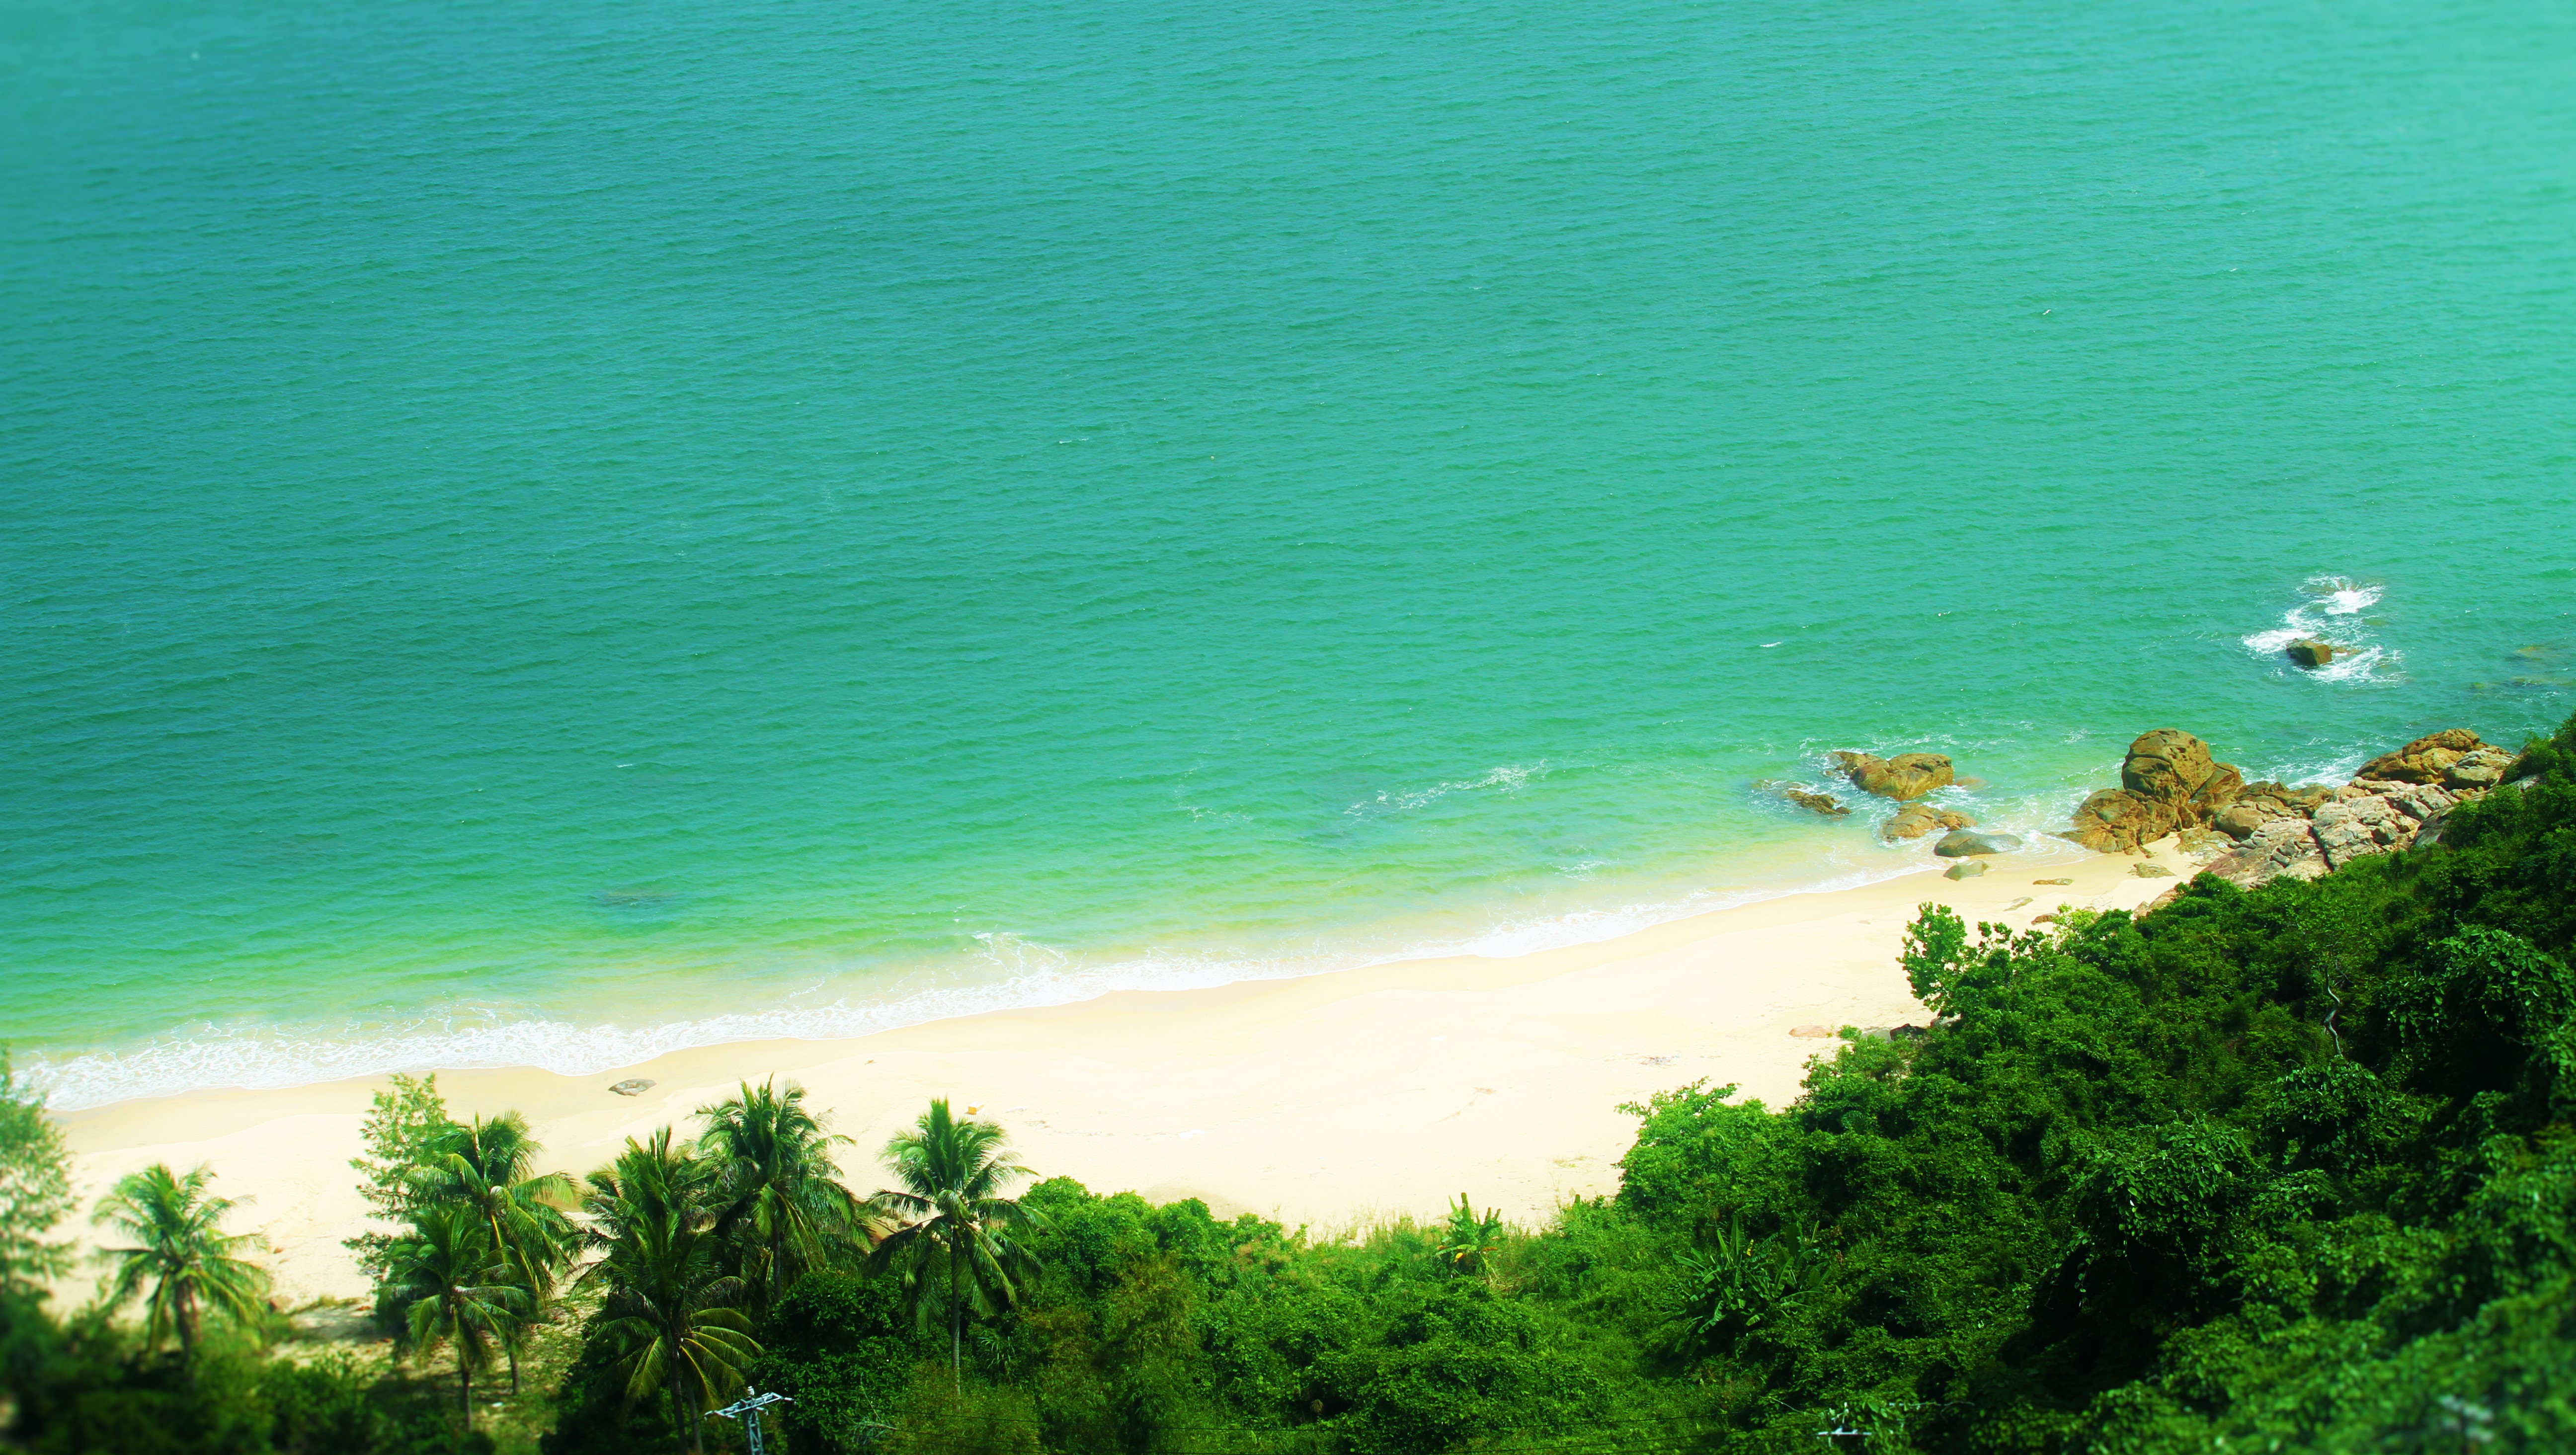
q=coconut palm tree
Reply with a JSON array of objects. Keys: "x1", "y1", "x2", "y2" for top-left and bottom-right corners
[
  {"x1": 579, "y1": 1206, "x2": 759, "y2": 1455},
  {"x1": 91, "y1": 1163, "x2": 272, "y2": 1360},
  {"x1": 387, "y1": 1205, "x2": 528, "y2": 1416},
  {"x1": 582, "y1": 1126, "x2": 720, "y2": 1250},
  {"x1": 408, "y1": 1112, "x2": 576, "y2": 1391},
  {"x1": 697, "y1": 1078, "x2": 865, "y2": 1307},
  {"x1": 870, "y1": 1099, "x2": 1043, "y2": 1384}
]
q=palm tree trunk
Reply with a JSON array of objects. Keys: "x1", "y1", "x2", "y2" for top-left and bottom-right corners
[
  {"x1": 507, "y1": 1332, "x2": 521, "y2": 1395},
  {"x1": 949, "y1": 1235, "x2": 965, "y2": 1388},
  {"x1": 176, "y1": 1283, "x2": 198, "y2": 1363},
  {"x1": 457, "y1": 1316, "x2": 473, "y2": 1416}
]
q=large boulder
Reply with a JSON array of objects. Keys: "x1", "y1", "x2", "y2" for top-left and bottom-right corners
[
  {"x1": 1933, "y1": 829, "x2": 2023, "y2": 857},
  {"x1": 2067, "y1": 788, "x2": 2182, "y2": 853},
  {"x1": 2065, "y1": 730, "x2": 2247, "y2": 851},
  {"x1": 1881, "y1": 803, "x2": 1975, "y2": 843},
  {"x1": 1832, "y1": 750, "x2": 1956, "y2": 802},
  {"x1": 2286, "y1": 639, "x2": 2337, "y2": 668},
  {"x1": 2358, "y1": 729, "x2": 2500, "y2": 786}
]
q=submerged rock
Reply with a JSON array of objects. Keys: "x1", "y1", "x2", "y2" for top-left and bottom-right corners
[
  {"x1": 1757, "y1": 780, "x2": 1853, "y2": 817},
  {"x1": 2286, "y1": 639, "x2": 2337, "y2": 668},
  {"x1": 1934, "y1": 829, "x2": 2023, "y2": 857},
  {"x1": 1832, "y1": 750, "x2": 1956, "y2": 802}
]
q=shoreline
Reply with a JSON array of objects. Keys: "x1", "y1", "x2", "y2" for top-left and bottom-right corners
[
  {"x1": 54, "y1": 840, "x2": 2181, "y2": 1306},
  {"x1": 20, "y1": 821, "x2": 2082, "y2": 1115}
]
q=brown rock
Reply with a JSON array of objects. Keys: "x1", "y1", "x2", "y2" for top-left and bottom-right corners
[
  {"x1": 2122, "y1": 729, "x2": 2221, "y2": 801},
  {"x1": 1761, "y1": 781, "x2": 1852, "y2": 817},
  {"x1": 2065, "y1": 730, "x2": 2248, "y2": 850},
  {"x1": 2067, "y1": 788, "x2": 2181, "y2": 853},
  {"x1": 1882, "y1": 802, "x2": 1976, "y2": 842},
  {"x1": 2138, "y1": 884, "x2": 2185, "y2": 915},
  {"x1": 2132, "y1": 862, "x2": 2175, "y2": 878},
  {"x1": 2286, "y1": 639, "x2": 2337, "y2": 668},
  {"x1": 2212, "y1": 800, "x2": 2287, "y2": 841},
  {"x1": 1834, "y1": 750, "x2": 1955, "y2": 802},
  {"x1": 2358, "y1": 729, "x2": 2490, "y2": 786},
  {"x1": 1944, "y1": 859, "x2": 1990, "y2": 880}
]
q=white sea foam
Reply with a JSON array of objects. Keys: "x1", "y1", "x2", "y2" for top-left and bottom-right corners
[
  {"x1": 18, "y1": 837, "x2": 1958, "y2": 1113},
  {"x1": 2239, "y1": 575, "x2": 2397, "y2": 681},
  {"x1": 1348, "y1": 763, "x2": 1543, "y2": 816}
]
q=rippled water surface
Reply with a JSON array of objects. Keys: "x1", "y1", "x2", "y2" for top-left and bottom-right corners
[{"x1": 5, "y1": 0, "x2": 2573, "y2": 1105}]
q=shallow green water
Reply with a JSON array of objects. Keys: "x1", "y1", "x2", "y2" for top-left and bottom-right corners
[{"x1": 5, "y1": 0, "x2": 2572, "y2": 1106}]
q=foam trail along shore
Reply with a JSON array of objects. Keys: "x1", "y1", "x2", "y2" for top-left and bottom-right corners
[{"x1": 51, "y1": 844, "x2": 2181, "y2": 1307}]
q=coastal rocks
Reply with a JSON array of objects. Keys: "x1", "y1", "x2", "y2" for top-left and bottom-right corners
[
  {"x1": 1933, "y1": 829, "x2": 2022, "y2": 857},
  {"x1": 2132, "y1": 862, "x2": 2174, "y2": 878},
  {"x1": 2208, "y1": 817, "x2": 2327, "y2": 887},
  {"x1": 2306, "y1": 782, "x2": 2457, "y2": 870},
  {"x1": 2286, "y1": 639, "x2": 2338, "y2": 668},
  {"x1": 2032, "y1": 877, "x2": 2073, "y2": 885},
  {"x1": 1882, "y1": 802, "x2": 1976, "y2": 842},
  {"x1": 609, "y1": 1078, "x2": 656, "y2": 1097},
  {"x1": 1944, "y1": 859, "x2": 1990, "y2": 880},
  {"x1": 1831, "y1": 751, "x2": 1955, "y2": 802},
  {"x1": 2357, "y1": 729, "x2": 2514, "y2": 789},
  {"x1": 2065, "y1": 730, "x2": 2246, "y2": 852},
  {"x1": 1758, "y1": 780, "x2": 1852, "y2": 817}
]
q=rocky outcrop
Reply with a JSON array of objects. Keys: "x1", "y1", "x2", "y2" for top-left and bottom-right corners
[
  {"x1": 2208, "y1": 817, "x2": 2328, "y2": 886},
  {"x1": 1831, "y1": 750, "x2": 1956, "y2": 802},
  {"x1": 2286, "y1": 639, "x2": 2337, "y2": 668},
  {"x1": 1882, "y1": 803, "x2": 1975, "y2": 842},
  {"x1": 2358, "y1": 730, "x2": 2516, "y2": 789},
  {"x1": 1934, "y1": 829, "x2": 2022, "y2": 857},
  {"x1": 2063, "y1": 725, "x2": 2515, "y2": 897},
  {"x1": 1944, "y1": 859, "x2": 1988, "y2": 880},
  {"x1": 2065, "y1": 729, "x2": 2246, "y2": 852}
]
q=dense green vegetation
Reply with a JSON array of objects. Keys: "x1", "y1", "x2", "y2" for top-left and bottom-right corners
[{"x1": 7, "y1": 713, "x2": 2576, "y2": 1452}]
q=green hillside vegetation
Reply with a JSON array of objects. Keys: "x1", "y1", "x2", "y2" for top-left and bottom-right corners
[{"x1": 6, "y1": 712, "x2": 2575, "y2": 1453}]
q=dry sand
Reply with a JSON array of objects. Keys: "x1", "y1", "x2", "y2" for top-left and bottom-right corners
[{"x1": 56, "y1": 842, "x2": 2187, "y2": 1306}]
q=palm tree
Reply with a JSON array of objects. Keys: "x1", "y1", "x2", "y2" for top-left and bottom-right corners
[
  {"x1": 582, "y1": 1126, "x2": 720, "y2": 1250},
  {"x1": 408, "y1": 1112, "x2": 576, "y2": 1391},
  {"x1": 697, "y1": 1078, "x2": 865, "y2": 1307},
  {"x1": 387, "y1": 1205, "x2": 529, "y2": 1416},
  {"x1": 579, "y1": 1207, "x2": 760, "y2": 1455},
  {"x1": 870, "y1": 1099, "x2": 1043, "y2": 1385},
  {"x1": 91, "y1": 1163, "x2": 272, "y2": 1360}
]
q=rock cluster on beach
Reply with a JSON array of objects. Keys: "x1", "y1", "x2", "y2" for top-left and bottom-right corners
[{"x1": 2053, "y1": 727, "x2": 2527, "y2": 905}]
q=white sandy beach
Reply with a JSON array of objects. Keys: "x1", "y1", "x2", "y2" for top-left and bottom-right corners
[{"x1": 56, "y1": 844, "x2": 2184, "y2": 1306}]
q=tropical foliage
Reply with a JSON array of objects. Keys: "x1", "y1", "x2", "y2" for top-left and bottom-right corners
[
  {"x1": 90, "y1": 1163, "x2": 273, "y2": 1361},
  {"x1": 11, "y1": 710, "x2": 2576, "y2": 1453},
  {"x1": 871, "y1": 1099, "x2": 1043, "y2": 1382}
]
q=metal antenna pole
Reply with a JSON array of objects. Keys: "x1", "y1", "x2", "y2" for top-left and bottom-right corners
[{"x1": 707, "y1": 1386, "x2": 795, "y2": 1455}]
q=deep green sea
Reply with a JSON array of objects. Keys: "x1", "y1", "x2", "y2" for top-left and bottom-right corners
[{"x1": 6, "y1": 0, "x2": 2572, "y2": 1108}]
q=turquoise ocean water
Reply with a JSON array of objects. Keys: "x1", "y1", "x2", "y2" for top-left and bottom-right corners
[{"x1": 5, "y1": 0, "x2": 2573, "y2": 1108}]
